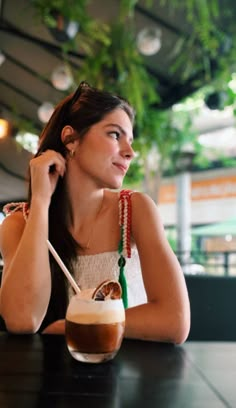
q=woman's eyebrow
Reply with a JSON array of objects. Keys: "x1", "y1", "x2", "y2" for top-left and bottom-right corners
[{"x1": 104, "y1": 123, "x2": 134, "y2": 142}]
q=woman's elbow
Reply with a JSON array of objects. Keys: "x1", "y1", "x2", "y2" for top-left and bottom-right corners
[
  {"x1": 146, "y1": 302, "x2": 190, "y2": 344},
  {"x1": 2, "y1": 313, "x2": 40, "y2": 334},
  {"x1": 173, "y1": 319, "x2": 190, "y2": 345},
  {"x1": 171, "y1": 308, "x2": 191, "y2": 345}
]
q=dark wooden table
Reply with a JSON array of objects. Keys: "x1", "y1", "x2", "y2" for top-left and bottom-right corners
[{"x1": 0, "y1": 332, "x2": 235, "y2": 407}]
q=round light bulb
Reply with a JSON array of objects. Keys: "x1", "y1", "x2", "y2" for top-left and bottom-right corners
[
  {"x1": 66, "y1": 21, "x2": 79, "y2": 39},
  {"x1": 0, "y1": 118, "x2": 10, "y2": 138},
  {"x1": 37, "y1": 102, "x2": 54, "y2": 123},
  {"x1": 137, "y1": 27, "x2": 162, "y2": 56},
  {"x1": 51, "y1": 64, "x2": 73, "y2": 91}
]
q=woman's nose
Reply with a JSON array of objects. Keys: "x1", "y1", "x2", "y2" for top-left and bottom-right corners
[{"x1": 121, "y1": 141, "x2": 135, "y2": 160}]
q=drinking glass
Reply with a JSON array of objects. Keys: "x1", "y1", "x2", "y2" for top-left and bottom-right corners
[{"x1": 65, "y1": 294, "x2": 125, "y2": 363}]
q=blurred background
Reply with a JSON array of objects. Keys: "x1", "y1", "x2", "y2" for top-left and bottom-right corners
[{"x1": 1, "y1": 0, "x2": 236, "y2": 276}]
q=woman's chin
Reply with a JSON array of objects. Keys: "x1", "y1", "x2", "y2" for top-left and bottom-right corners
[{"x1": 105, "y1": 177, "x2": 124, "y2": 190}]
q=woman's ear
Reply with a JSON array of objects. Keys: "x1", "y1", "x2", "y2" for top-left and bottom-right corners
[{"x1": 61, "y1": 125, "x2": 76, "y2": 146}]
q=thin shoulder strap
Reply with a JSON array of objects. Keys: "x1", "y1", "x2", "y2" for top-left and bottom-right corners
[
  {"x1": 118, "y1": 189, "x2": 133, "y2": 258},
  {"x1": 3, "y1": 202, "x2": 29, "y2": 221},
  {"x1": 118, "y1": 189, "x2": 133, "y2": 309}
]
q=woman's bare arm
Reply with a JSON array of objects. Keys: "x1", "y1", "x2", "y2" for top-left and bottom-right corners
[
  {"x1": 0, "y1": 151, "x2": 66, "y2": 333},
  {"x1": 0, "y1": 203, "x2": 51, "y2": 333},
  {"x1": 124, "y1": 192, "x2": 190, "y2": 344}
]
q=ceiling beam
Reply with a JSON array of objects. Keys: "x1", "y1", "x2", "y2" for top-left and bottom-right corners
[
  {"x1": 2, "y1": 51, "x2": 53, "y2": 87},
  {"x1": 135, "y1": 4, "x2": 188, "y2": 37},
  {"x1": 0, "y1": 78, "x2": 40, "y2": 106},
  {"x1": 0, "y1": 19, "x2": 85, "y2": 63},
  {"x1": 0, "y1": 100, "x2": 41, "y2": 132}
]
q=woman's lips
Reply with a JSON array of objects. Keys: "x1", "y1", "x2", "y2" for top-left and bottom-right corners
[{"x1": 113, "y1": 163, "x2": 128, "y2": 174}]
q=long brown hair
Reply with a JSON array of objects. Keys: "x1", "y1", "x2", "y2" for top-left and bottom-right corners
[{"x1": 30, "y1": 82, "x2": 135, "y2": 330}]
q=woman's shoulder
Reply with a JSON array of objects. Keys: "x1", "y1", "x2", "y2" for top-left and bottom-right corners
[
  {"x1": 1, "y1": 205, "x2": 26, "y2": 226},
  {"x1": 3, "y1": 202, "x2": 29, "y2": 218},
  {"x1": 106, "y1": 189, "x2": 156, "y2": 213},
  {"x1": 0, "y1": 205, "x2": 26, "y2": 250},
  {"x1": 129, "y1": 190, "x2": 156, "y2": 210},
  {"x1": 128, "y1": 191, "x2": 162, "y2": 230},
  {"x1": 107, "y1": 189, "x2": 151, "y2": 201},
  {"x1": 1, "y1": 202, "x2": 28, "y2": 231}
]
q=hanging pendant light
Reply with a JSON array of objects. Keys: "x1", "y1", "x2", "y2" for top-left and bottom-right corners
[
  {"x1": 37, "y1": 102, "x2": 54, "y2": 123},
  {"x1": 51, "y1": 64, "x2": 73, "y2": 91},
  {"x1": 0, "y1": 50, "x2": 5, "y2": 66},
  {"x1": 47, "y1": 10, "x2": 79, "y2": 42},
  {"x1": 137, "y1": 27, "x2": 162, "y2": 56},
  {"x1": 0, "y1": 118, "x2": 10, "y2": 138},
  {"x1": 204, "y1": 91, "x2": 228, "y2": 110}
]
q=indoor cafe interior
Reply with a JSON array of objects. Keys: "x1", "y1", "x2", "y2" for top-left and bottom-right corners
[{"x1": 0, "y1": 1, "x2": 236, "y2": 407}]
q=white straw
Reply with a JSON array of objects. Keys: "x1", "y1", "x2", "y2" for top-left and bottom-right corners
[{"x1": 46, "y1": 239, "x2": 81, "y2": 294}]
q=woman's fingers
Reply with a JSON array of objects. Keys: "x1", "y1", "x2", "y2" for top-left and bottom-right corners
[
  {"x1": 34, "y1": 150, "x2": 66, "y2": 176},
  {"x1": 29, "y1": 150, "x2": 67, "y2": 199}
]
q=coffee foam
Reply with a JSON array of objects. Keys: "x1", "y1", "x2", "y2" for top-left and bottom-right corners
[
  {"x1": 66, "y1": 296, "x2": 125, "y2": 324},
  {"x1": 77, "y1": 288, "x2": 95, "y2": 300}
]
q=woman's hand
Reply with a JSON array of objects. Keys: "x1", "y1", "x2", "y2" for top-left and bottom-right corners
[
  {"x1": 42, "y1": 319, "x2": 65, "y2": 335},
  {"x1": 29, "y1": 150, "x2": 66, "y2": 204}
]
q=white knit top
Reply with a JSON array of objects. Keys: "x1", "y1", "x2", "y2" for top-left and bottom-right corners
[
  {"x1": 3, "y1": 192, "x2": 148, "y2": 308},
  {"x1": 70, "y1": 248, "x2": 147, "y2": 307}
]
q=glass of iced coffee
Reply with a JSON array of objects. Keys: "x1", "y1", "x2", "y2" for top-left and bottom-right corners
[{"x1": 65, "y1": 280, "x2": 125, "y2": 363}]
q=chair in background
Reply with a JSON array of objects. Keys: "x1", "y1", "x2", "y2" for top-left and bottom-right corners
[{"x1": 185, "y1": 275, "x2": 236, "y2": 341}]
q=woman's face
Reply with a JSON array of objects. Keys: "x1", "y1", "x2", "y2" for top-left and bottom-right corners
[{"x1": 72, "y1": 108, "x2": 135, "y2": 189}]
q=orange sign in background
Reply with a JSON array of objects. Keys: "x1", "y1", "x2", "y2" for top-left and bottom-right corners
[
  {"x1": 159, "y1": 175, "x2": 236, "y2": 204},
  {"x1": 159, "y1": 184, "x2": 176, "y2": 203}
]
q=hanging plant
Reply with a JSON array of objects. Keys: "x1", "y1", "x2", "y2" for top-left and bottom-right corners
[
  {"x1": 77, "y1": 20, "x2": 159, "y2": 127},
  {"x1": 28, "y1": 0, "x2": 236, "y2": 195},
  {"x1": 31, "y1": 0, "x2": 90, "y2": 31},
  {"x1": 160, "y1": 0, "x2": 235, "y2": 83},
  {"x1": 31, "y1": 0, "x2": 110, "y2": 52}
]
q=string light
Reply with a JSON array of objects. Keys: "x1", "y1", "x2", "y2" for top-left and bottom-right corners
[
  {"x1": 37, "y1": 102, "x2": 54, "y2": 123},
  {"x1": 51, "y1": 64, "x2": 73, "y2": 91},
  {"x1": 0, "y1": 119, "x2": 10, "y2": 138},
  {"x1": 0, "y1": 50, "x2": 6, "y2": 66},
  {"x1": 137, "y1": 27, "x2": 162, "y2": 56}
]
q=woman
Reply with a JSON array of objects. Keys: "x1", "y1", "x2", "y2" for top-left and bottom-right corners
[{"x1": 0, "y1": 82, "x2": 190, "y2": 342}]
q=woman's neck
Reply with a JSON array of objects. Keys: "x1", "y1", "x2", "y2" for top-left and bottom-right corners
[
  {"x1": 70, "y1": 189, "x2": 105, "y2": 227},
  {"x1": 65, "y1": 165, "x2": 104, "y2": 222}
]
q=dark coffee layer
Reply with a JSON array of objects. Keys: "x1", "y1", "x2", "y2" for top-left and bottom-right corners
[{"x1": 66, "y1": 321, "x2": 125, "y2": 353}]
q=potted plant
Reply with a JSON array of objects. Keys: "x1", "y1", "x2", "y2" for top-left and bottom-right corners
[{"x1": 31, "y1": 0, "x2": 109, "y2": 48}]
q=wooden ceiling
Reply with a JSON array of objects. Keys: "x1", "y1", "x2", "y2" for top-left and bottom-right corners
[{"x1": 0, "y1": 0, "x2": 235, "y2": 205}]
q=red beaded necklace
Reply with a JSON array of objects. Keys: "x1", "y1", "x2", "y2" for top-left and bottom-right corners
[{"x1": 118, "y1": 189, "x2": 133, "y2": 309}]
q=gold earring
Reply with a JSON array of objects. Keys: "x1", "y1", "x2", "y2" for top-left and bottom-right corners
[{"x1": 69, "y1": 149, "x2": 75, "y2": 158}]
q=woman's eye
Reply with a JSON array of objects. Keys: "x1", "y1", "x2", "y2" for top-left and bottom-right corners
[{"x1": 109, "y1": 131, "x2": 120, "y2": 140}]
